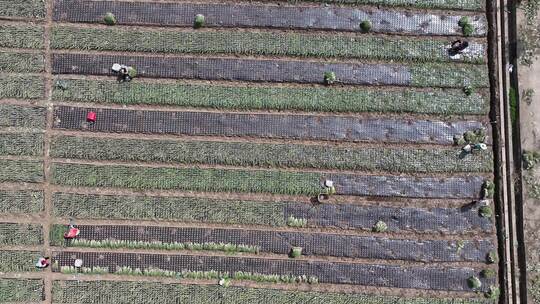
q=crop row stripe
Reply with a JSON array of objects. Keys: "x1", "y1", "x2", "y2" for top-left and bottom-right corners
[
  {"x1": 52, "y1": 105, "x2": 486, "y2": 145},
  {"x1": 50, "y1": 25, "x2": 486, "y2": 64},
  {"x1": 51, "y1": 53, "x2": 490, "y2": 88},
  {"x1": 52, "y1": 0, "x2": 487, "y2": 37}
]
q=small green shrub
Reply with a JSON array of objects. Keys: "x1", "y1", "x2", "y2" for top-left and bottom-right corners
[
  {"x1": 290, "y1": 247, "x2": 302, "y2": 258},
  {"x1": 463, "y1": 128, "x2": 487, "y2": 144},
  {"x1": 479, "y1": 206, "x2": 493, "y2": 218},
  {"x1": 194, "y1": 14, "x2": 205, "y2": 28},
  {"x1": 485, "y1": 286, "x2": 500, "y2": 300},
  {"x1": 458, "y1": 17, "x2": 474, "y2": 36},
  {"x1": 524, "y1": 150, "x2": 540, "y2": 169},
  {"x1": 373, "y1": 220, "x2": 388, "y2": 232},
  {"x1": 487, "y1": 250, "x2": 498, "y2": 264},
  {"x1": 467, "y1": 276, "x2": 482, "y2": 289},
  {"x1": 103, "y1": 13, "x2": 117, "y2": 25},
  {"x1": 456, "y1": 240, "x2": 466, "y2": 253},
  {"x1": 323, "y1": 71, "x2": 336, "y2": 85},
  {"x1": 360, "y1": 20, "x2": 372, "y2": 32},
  {"x1": 463, "y1": 85, "x2": 474, "y2": 96},
  {"x1": 482, "y1": 180, "x2": 495, "y2": 199},
  {"x1": 481, "y1": 269, "x2": 496, "y2": 279},
  {"x1": 458, "y1": 17, "x2": 470, "y2": 27}
]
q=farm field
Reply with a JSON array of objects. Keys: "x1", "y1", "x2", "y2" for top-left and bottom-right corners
[{"x1": 0, "y1": 0, "x2": 503, "y2": 303}]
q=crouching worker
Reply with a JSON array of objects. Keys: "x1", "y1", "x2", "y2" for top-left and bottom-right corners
[
  {"x1": 64, "y1": 224, "x2": 80, "y2": 239},
  {"x1": 449, "y1": 40, "x2": 469, "y2": 56},
  {"x1": 111, "y1": 63, "x2": 137, "y2": 82},
  {"x1": 35, "y1": 257, "x2": 50, "y2": 269}
]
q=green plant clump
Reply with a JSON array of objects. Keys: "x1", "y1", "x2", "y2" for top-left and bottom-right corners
[
  {"x1": 360, "y1": 20, "x2": 372, "y2": 32},
  {"x1": 194, "y1": 14, "x2": 205, "y2": 28},
  {"x1": 286, "y1": 216, "x2": 307, "y2": 228},
  {"x1": 523, "y1": 150, "x2": 540, "y2": 169},
  {"x1": 482, "y1": 180, "x2": 495, "y2": 199},
  {"x1": 458, "y1": 16, "x2": 475, "y2": 36},
  {"x1": 467, "y1": 276, "x2": 482, "y2": 289},
  {"x1": 290, "y1": 247, "x2": 302, "y2": 258},
  {"x1": 323, "y1": 71, "x2": 336, "y2": 84},
  {"x1": 479, "y1": 206, "x2": 493, "y2": 218},
  {"x1": 485, "y1": 286, "x2": 500, "y2": 300},
  {"x1": 103, "y1": 12, "x2": 117, "y2": 25},
  {"x1": 480, "y1": 269, "x2": 496, "y2": 279},
  {"x1": 373, "y1": 221, "x2": 388, "y2": 232},
  {"x1": 463, "y1": 85, "x2": 474, "y2": 96},
  {"x1": 487, "y1": 250, "x2": 498, "y2": 264}
]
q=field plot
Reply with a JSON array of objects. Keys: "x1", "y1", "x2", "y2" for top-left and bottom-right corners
[
  {"x1": 1, "y1": 0, "x2": 502, "y2": 302},
  {"x1": 52, "y1": 281, "x2": 494, "y2": 304},
  {"x1": 0, "y1": 279, "x2": 44, "y2": 302}
]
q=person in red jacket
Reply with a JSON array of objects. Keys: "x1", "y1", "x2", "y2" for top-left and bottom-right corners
[
  {"x1": 35, "y1": 257, "x2": 50, "y2": 268},
  {"x1": 64, "y1": 223, "x2": 80, "y2": 239}
]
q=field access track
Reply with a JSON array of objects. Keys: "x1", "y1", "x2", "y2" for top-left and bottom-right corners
[{"x1": 52, "y1": 251, "x2": 494, "y2": 291}]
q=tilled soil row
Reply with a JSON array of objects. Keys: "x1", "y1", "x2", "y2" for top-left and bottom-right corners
[
  {"x1": 51, "y1": 250, "x2": 493, "y2": 291},
  {"x1": 53, "y1": 224, "x2": 494, "y2": 263},
  {"x1": 52, "y1": 0, "x2": 486, "y2": 36},
  {"x1": 52, "y1": 192, "x2": 492, "y2": 233},
  {"x1": 52, "y1": 105, "x2": 485, "y2": 145}
]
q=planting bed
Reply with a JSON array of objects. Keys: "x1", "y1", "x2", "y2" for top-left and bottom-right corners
[
  {"x1": 52, "y1": 193, "x2": 492, "y2": 233},
  {"x1": 52, "y1": 280, "x2": 493, "y2": 304},
  {"x1": 53, "y1": 0, "x2": 487, "y2": 36},
  {"x1": 0, "y1": 279, "x2": 43, "y2": 303},
  {"x1": 0, "y1": 222, "x2": 43, "y2": 246},
  {"x1": 0, "y1": 52, "x2": 44, "y2": 73},
  {"x1": 50, "y1": 162, "x2": 485, "y2": 198},
  {"x1": 52, "y1": 78, "x2": 489, "y2": 115},
  {"x1": 0, "y1": 104, "x2": 46, "y2": 129},
  {"x1": 0, "y1": 160, "x2": 44, "y2": 183},
  {"x1": 0, "y1": 75, "x2": 45, "y2": 100},
  {"x1": 0, "y1": 250, "x2": 41, "y2": 272},
  {"x1": 0, "y1": 190, "x2": 44, "y2": 214},
  {"x1": 53, "y1": 106, "x2": 485, "y2": 144},
  {"x1": 50, "y1": 135, "x2": 493, "y2": 173},
  {"x1": 51, "y1": 26, "x2": 486, "y2": 64},
  {"x1": 0, "y1": 0, "x2": 45, "y2": 18},
  {"x1": 52, "y1": 251, "x2": 493, "y2": 291},
  {"x1": 0, "y1": 24, "x2": 43, "y2": 49},
  {"x1": 52, "y1": 53, "x2": 489, "y2": 87},
  {"x1": 0, "y1": 132, "x2": 43, "y2": 156},
  {"x1": 50, "y1": 224, "x2": 494, "y2": 262}
]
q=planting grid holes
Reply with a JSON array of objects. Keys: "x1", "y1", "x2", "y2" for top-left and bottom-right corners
[{"x1": 0, "y1": 0, "x2": 503, "y2": 301}]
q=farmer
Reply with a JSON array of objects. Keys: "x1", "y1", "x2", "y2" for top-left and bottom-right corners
[
  {"x1": 111, "y1": 63, "x2": 135, "y2": 82},
  {"x1": 35, "y1": 257, "x2": 50, "y2": 268},
  {"x1": 64, "y1": 223, "x2": 80, "y2": 239},
  {"x1": 449, "y1": 40, "x2": 469, "y2": 55}
]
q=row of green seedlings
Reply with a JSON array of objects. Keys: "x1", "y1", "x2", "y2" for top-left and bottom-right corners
[
  {"x1": 288, "y1": 216, "x2": 389, "y2": 233},
  {"x1": 59, "y1": 265, "x2": 319, "y2": 285},
  {"x1": 68, "y1": 238, "x2": 260, "y2": 254}
]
